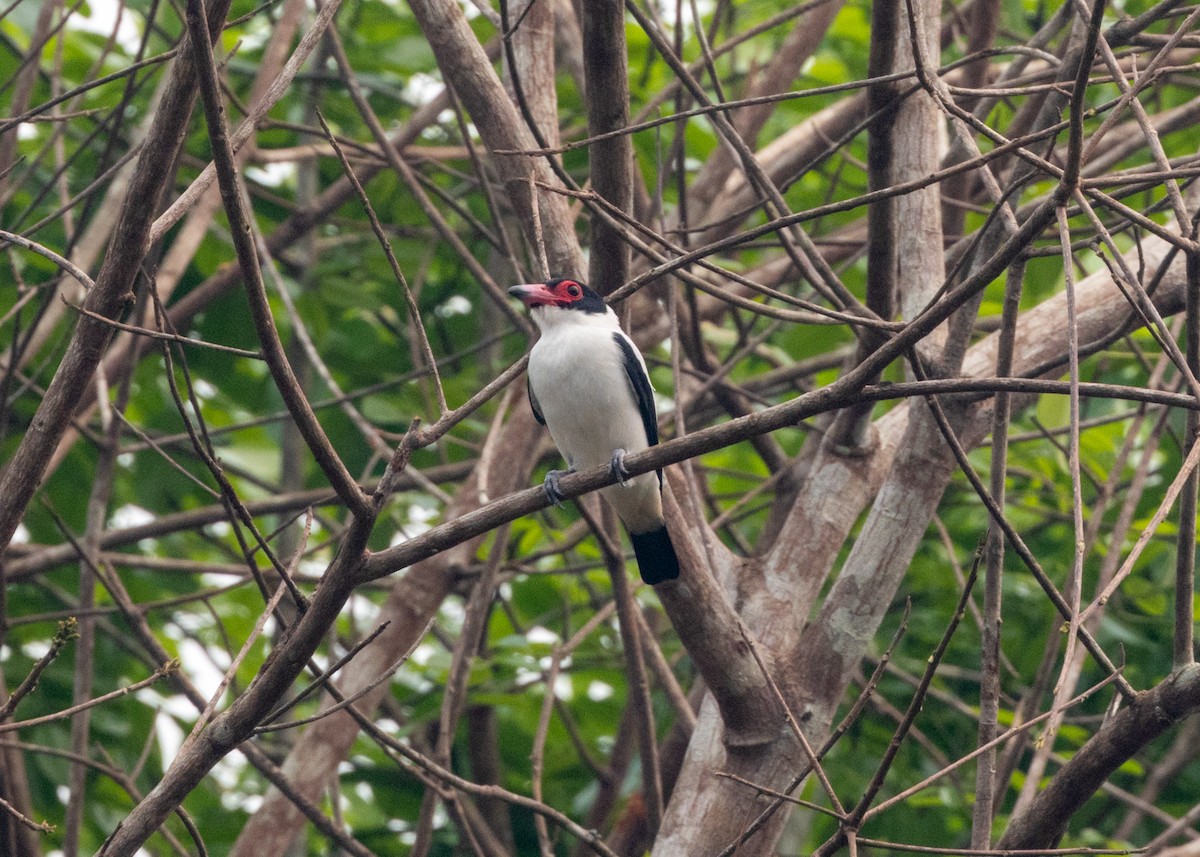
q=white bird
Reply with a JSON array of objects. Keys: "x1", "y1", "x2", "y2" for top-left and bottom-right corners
[{"x1": 509, "y1": 277, "x2": 679, "y2": 584}]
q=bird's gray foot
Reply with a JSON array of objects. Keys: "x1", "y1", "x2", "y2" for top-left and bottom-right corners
[
  {"x1": 543, "y1": 468, "x2": 573, "y2": 507},
  {"x1": 609, "y1": 448, "x2": 632, "y2": 487}
]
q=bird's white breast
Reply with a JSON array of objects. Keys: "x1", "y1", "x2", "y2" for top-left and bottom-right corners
[
  {"x1": 527, "y1": 308, "x2": 664, "y2": 532},
  {"x1": 528, "y1": 316, "x2": 645, "y2": 468}
]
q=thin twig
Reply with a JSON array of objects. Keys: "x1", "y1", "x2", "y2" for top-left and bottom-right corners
[
  {"x1": 0, "y1": 792, "x2": 54, "y2": 834},
  {"x1": 315, "y1": 108, "x2": 448, "y2": 414},
  {"x1": 62, "y1": 297, "x2": 262, "y2": 358},
  {"x1": 0, "y1": 660, "x2": 178, "y2": 734},
  {"x1": 814, "y1": 549, "x2": 979, "y2": 857},
  {"x1": 0, "y1": 618, "x2": 79, "y2": 721},
  {"x1": 186, "y1": 0, "x2": 371, "y2": 518}
]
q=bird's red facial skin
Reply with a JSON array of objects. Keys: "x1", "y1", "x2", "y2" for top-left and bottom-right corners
[
  {"x1": 512, "y1": 280, "x2": 583, "y2": 308},
  {"x1": 552, "y1": 280, "x2": 584, "y2": 304}
]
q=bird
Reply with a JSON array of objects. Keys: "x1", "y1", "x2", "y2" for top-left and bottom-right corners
[{"x1": 508, "y1": 277, "x2": 680, "y2": 584}]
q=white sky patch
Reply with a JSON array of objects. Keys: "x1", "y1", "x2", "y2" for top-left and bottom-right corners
[
  {"x1": 211, "y1": 754, "x2": 245, "y2": 790},
  {"x1": 133, "y1": 688, "x2": 193, "y2": 765},
  {"x1": 526, "y1": 625, "x2": 560, "y2": 646},
  {"x1": 212, "y1": 751, "x2": 253, "y2": 809},
  {"x1": 17, "y1": 123, "x2": 37, "y2": 141},
  {"x1": 389, "y1": 503, "x2": 439, "y2": 547},
  {"x1": 70, "y1": 0, "x2": 142, "y2": 54},
  {"x1": 199, "y1": 572, "x2": 242, "y2": 591},
  {"x1": 389, "y1": 523, "x2": 428, "y2": 546},
  {"x1": 435, "y1": 295, "x2": 472, "y2": 318},
  {"x1": 154, "y1": 707, "x2": 185, "y2": 766},
  {"x1": 307, "y1": 652, "x2": 330, "y2": 675},
  {"x1": 515, "y1": 665, "x2": 539, "y2": 686},
  {"x1": 246, "y1": 162, "x2": 296, "y2": 188},
  {"x1": 299, "y1": 558, "x2": 328, "y2": 578},
  {"x1": 231, "y1": 16, "x2": 272, "y2": 53},
  {"x1": 654, "y1": 0, "x2": 713, "y2": 31},
  {"x1": 192, "y1": 378, "x2": 217, "y2": 399},
  {"x1": 439, "y1": 597, "x2": 465, "y2": 628},
  {"x1": 410, "y1": 642, "x2": 437, "y2": 666},
  {"x1": 342, "y1": 592, "x2": 382, "y2": 631},
  {"x1": 168, "y1": 610, "x2": 208, "y2": 634},
  {"x1": 227, "y1": 792, "x2": 262, "y2": 813},
  {"x1": 110, "y1": 503, "x2": 155, "y2": 529},
  {"x1": 174, "y1": 635, "x2": 229, "y2": 701},
  {"x1": 554, "y1": 673, "x2": 574, "y2": 700},
  {"x1": 11, "y1": 523, "x2": 30, "y2": 544},
  {"x1": 402, "y1": 72, "x2": 444, "y2": 106},
  {"x1": 422, "y1": 119, "x2": 448, "y2": 143},
  {"x1": 410, "y1": 504, "x2": 439, "y2": 525},
  {"x1": 587, "y1": 680, "x2": 614, "y2": 701}
]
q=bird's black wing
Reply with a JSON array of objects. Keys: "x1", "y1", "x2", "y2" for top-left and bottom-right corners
[
  {"x1": 527, "y1": 375, "x2": 546, "y2": 425},
  {"x1": 614, "y1": 332, "x2": 658, "y2": 449}
]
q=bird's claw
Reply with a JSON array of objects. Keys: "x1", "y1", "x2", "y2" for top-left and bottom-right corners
[
  {"x1": 609, "y1": 448, "x2": 632, "y2": 487},
  {"x1": 543, "y1": 468, "x2": 573, "y2": 508}
]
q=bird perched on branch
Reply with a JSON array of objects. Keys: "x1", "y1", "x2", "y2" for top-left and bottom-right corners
[{"x1": 509, "y1": 277, "x2": 680, "y2": 584}]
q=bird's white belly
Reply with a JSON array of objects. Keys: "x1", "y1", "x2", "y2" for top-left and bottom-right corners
[{"x1": 530, "y1": 329, "x2": 649, "y2": 472}]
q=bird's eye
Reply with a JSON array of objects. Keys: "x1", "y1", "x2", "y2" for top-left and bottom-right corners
[{"x1": 566, "y1": 283, "x2": 581, "y2": 297}]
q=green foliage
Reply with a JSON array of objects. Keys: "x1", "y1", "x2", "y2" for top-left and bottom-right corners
[{"x1": 2, "y1": 0, "x2": 1198, "y2": 854}]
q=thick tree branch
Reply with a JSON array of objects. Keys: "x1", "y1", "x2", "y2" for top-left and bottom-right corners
[
  {"x1": 829, "y1": 0, "x2": 900, "y2": 451},
  {"x1": 407, "y1": 0, "x2": 583, "y2": 276},
  {"x1": 657, "y1": 479, "x2": 787, "y2": 748},
  {"x1": 998, "y1": 664, "x2": 1200, "y2": 850},
  {"x1": 582, "y1": 0, "x2": 633, "y2": 296}
]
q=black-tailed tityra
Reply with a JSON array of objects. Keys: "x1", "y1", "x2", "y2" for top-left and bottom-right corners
[{"x1": 509, "y1": 277, "x2": 680, "y2": 584}]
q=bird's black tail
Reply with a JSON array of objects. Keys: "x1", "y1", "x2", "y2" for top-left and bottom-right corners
[{"x1": 629, "y1": 526, "x2": 680, "y2": 584}]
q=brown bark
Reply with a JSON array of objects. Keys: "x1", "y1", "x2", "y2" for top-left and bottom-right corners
[{"x1": 582, "y1": 0, "x2": 633, "y2": 296}]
